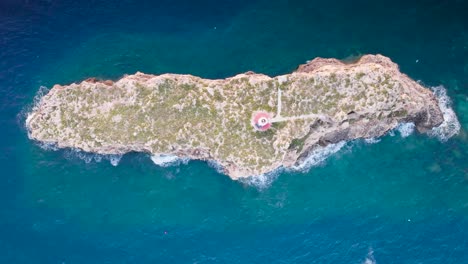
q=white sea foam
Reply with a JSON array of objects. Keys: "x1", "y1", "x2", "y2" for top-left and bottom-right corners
[
  {"x1": 240, "y1": 169, "x2": 282, "y2": 189},
  {"x1": 207, "y1": 160, "x2": 225, "y2": 174},
  {"x1": 150, "y1": 154, "x2": 188, "y2": 167},
  {"x1": 291, "y1": 141, "x2": 346, "y2": 172},
  {"x1": 32, "y1": 85, "x2": 50, "y2": 108},
  {"x1": 109, "y1": 155, "x2": 122, "y2": 166},
  {"x1": 65, "y1": 149, "x2": 94, "y2": 163},
  {"x1": 242, "y1": 142, "x2": 347, "y2": 188},
  {"x1": 19, "y1": 85, "x2": 50, "y2": 134},
  {"x1": 63, "y1": 148, "x2": 123, "y2": 166},
  {"x1": 396, "y1": 122, "x2": 415, "y2": 138},
  {"x1": 362, "y1": 248, "x2": 376, "y2": 264},
  {"x1": 384, "y1": 85, "x2": 459, "y2": 142},
  {"x1": 364, "y1": 137, "x2": 381, "y2": 144},
  {"x1": 37, "y1": 141, "x2": 60, "y2": 151},
  {"x1": 428, "y1": 85, "x2": 460, "y2": 141}
]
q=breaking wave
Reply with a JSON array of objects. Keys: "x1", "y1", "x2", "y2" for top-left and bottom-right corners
[
  {"x1": 362, "y1": 248, "x2": 376, "y2": 264},
  {"x1": 364, "y1": 137, "x2": 381, "y2": 144},
  {"x1": 291, "y1": 141, "x2": 346, "y2": 172},
  {"x1": 19, "y1": 85, "x2": 50, "y2": 135},
  {"x1": 428, "y1": 85, "x2": 460, "y2": 141},
  {"x1": 36, "y1": 141, "x2": 60, "y2": 151},
  {"x1": 32, "y1": 85, "x2": 50, "y2": 109},
  {"x1": 207, "y1": 160, "x2": 225, "y2": 174},
  {"x1": 241, "y1": 141, "x2": 347, "y2": 188},
  {"x1": 150, "y1": 154, "x2": 189, "y2": 167},
  {"x1": 396, "y1": 122, "x2": 415, "y2": 138},
  {"x1": 33, "y1": 139, "x2": 124, "y2": 166},
  {"x1": 240, "y1": 169, "x2": 282, "y2": 189},
  {"x1": 387, "y1": 85, "x2": 459, "y2": 141},
  {"x1": 109, "y1": 155, "x2": 122, "y2": 166},
  {"x1": 63, "y1": 149, "x2": 123, "y2": 166}
]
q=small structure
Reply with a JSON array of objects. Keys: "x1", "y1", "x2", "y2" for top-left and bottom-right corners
[{"x1": 253, "y1": 111, "x2": 272, "y2": 131}]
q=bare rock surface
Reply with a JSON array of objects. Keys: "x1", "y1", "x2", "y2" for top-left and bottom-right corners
[{"x1": 26, "y1": 55, "x2": 444, "y2": 179}]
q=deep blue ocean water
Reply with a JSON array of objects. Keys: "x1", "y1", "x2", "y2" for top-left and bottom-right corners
[{"x1": 1, "y1": 0, "x2": 468, "y2": 263}]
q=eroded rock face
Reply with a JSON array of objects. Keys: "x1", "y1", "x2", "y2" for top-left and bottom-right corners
[{"x1": 26, "y1": 54, "x2": 444, "y2": 179}]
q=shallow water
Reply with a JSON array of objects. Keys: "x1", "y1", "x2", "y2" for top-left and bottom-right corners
[{"x1": 1, "y1": 0, "x2": 468, "y2": 263}]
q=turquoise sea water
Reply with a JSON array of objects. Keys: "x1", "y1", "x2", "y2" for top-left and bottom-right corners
[{"x1": 1, "y1": 0, "x2": 468, "y2": 263}]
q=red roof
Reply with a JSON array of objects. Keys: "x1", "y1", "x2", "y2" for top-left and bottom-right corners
[{"x1": 253, "y1": 112, "x2": 272, "y2": 131}]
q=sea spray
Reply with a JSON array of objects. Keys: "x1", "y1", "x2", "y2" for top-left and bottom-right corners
[
  {"x1": 29, "y1": 137, "x2": 123, "y2": 166},
  {"x1": 63, "y1": 148, "x2": 123, "y2": 166},
  {"x1": 21, "y1": 86, "x2": 50, "y2": 136},
  {"x1": 150, "y1": 154, "x2": 189, "y2": 167},
  {"x1": 396, "y1": 122, "x2": 416, "y2": 138},
  {"x1": 207, "y1": 160, "x2": 225, "y2": 174},
  {"x1": 428, "y1": 85, "x2": 461, "y2": 141},
  {"x1": 362, "y1": 248, "x2": 377, "y2": 264},
  {"x1": 240, "y1": 168, "x2": 282, "y2": 189},
  {"x1": 36, "y1": 141, "x2": 60, "y2": 151},
  {"x1": 109, "y1": 155, "x2": 122, "y2": 166},
  {"x1": 241, "y1": 141, "x2": 348, "y2": 188},
  {"x1": 388, "y1": 85, "x2": 461, "y2": 141},
  {"x1": 32, "y1": 86, "x2": 50, "y2": 108},
  {"x1": 291, "y1": 141, "x2": 346, "y2": 172},
  {"x1": 364, "y1": 137, "x2": 381, "y2": 144}
]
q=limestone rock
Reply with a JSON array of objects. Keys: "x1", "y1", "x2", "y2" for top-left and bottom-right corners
[{"x1": 26, "y1": 54, "x2": 444, "y2": 179}]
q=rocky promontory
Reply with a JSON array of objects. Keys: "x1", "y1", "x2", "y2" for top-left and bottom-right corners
[{"x1": 26, "y1": 55, "x2": 445, "y2": 179}]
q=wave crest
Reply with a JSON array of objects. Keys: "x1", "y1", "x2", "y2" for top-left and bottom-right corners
[
  {"x1": 240, "y1": 169, "x2": 282, "y2": 189},
  {"x1": 240, "y1": 142, "x2": 347, "y2": 188},
  {"x1": 19, "y1": 86, "x2": 50, "y2": 135},
  {"x1": 428, "y1": 85, "x2": 460, "y2": 141},
  {"x1": 291, "y1": 141, "x2": 346, "y2": 172},
  {"x1": 207, "y1": 160, "x2": 225, "y2": 174},
  {"x1": 150, "y1": 154, "x2": 188, "y2": 167},
  {"x1": 364, "y1": 137, "x2": 381, "y2": 144},
  {"x1": 241, "y1": 142, "x2": 347, "y2": 188},
  {"x1": 63, "y1": 149, "x2": 123, "y2": 166},
  {"x1": 362, "y1": 248, "x2": 376, "y2": 264},
  {"x1": 32, "y1": 85, "x2": 50, "y2": 109},
  {"x1": 396, "y1": 122, "x2": 415, "y2": 138}
]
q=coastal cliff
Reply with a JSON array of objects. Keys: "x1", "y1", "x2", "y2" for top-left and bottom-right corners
[{"x1": 26, "y1": 55, "x2": 444, "y2": 179}]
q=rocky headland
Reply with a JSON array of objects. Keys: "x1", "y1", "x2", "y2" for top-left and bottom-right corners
[{"x1": 26, "y1": 55, "x2": 445, "y2": 179}]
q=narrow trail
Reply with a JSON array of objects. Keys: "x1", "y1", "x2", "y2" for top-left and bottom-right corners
[
  {"x1": 276, "y1": 89, "x2": 282, "y2": 117},
  {"x1": 271, "y1": 114, "x2": 321, "y2": 123}
]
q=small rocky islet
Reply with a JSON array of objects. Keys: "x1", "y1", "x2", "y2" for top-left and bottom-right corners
[{"x1": 26, "y1": 54, "x2": 445, "y2": 179}]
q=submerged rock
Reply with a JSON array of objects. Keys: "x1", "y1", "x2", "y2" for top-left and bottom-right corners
[{"x1": 26, "y1": 54, "x2": 444, "y2": 179}]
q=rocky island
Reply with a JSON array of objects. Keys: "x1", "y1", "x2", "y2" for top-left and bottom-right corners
[{"x1": 26, "y1": 55, "x2": 445, "y2": 179}]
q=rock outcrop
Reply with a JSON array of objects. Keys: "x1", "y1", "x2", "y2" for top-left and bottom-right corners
[{"x1": 26, "y1": 55, "x2": 444, "y2": 179}]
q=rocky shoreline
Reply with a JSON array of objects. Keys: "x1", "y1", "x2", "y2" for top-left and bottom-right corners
[{"x1": 26, "y1": 55, "x2": 445, "y2": 179}]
